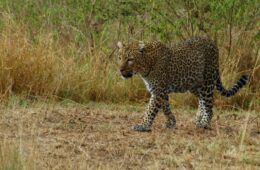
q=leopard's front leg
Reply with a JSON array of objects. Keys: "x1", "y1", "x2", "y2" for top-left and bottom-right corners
[{"x1": 133, "y1": 94, "x2": 162, "y2": 132}]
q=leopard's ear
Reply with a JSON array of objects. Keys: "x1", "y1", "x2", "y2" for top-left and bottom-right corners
[
  {"x1": 139, "y1": 41, "x2": 145, "y2": 53},
  {"x1": 117, "y1": 41, "x2": 124, "y2": 49}
]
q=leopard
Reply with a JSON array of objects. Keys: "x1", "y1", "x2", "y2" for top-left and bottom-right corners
[{"x1": 116, "y1": 37, "x2": 249, "y2": 132}]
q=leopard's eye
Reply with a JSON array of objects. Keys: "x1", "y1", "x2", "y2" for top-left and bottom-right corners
[{"x1": 127, "y1": 59, "x2": 134, "y2": 65}]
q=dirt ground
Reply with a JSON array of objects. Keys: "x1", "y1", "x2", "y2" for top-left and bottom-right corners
[{"x1": 0, "y1": 103, "x2": 259, "y2": 170}]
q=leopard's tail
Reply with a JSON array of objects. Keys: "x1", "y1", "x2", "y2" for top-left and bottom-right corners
[{"x1": 216, "y1": 75, "x2": 249, "y2": 97}]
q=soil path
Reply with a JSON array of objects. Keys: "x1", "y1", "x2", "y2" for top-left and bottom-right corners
[{"x1": 0, "y1": 105, "x2": 259, "y2": 169}]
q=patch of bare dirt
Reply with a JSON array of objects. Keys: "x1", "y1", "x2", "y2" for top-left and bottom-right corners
[{"x1": 0, "y1": 105, "x2": 259, "y2": 169}]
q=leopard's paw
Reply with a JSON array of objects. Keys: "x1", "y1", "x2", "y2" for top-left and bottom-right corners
[
  {"x1": 133, "y1": 124, "x2": 151, "y2": 132},
  {"x1": 162, "y1": 119, "x2": 176, "y2": 129}
]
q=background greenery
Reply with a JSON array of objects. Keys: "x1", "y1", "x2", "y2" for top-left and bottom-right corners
[{"x1": 0, "y1": 0, "x2": 259, "y2": 110}]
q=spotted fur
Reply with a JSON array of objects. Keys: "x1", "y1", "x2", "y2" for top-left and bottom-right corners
[{"x1": 117, "y1": 37, "x2": 249, "y2": 132}]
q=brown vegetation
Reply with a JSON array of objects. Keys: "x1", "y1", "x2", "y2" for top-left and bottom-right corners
[
  {"x1": 0, "y1": 14, "x2": 259, "y2": 111},
  {"x1": 0, "y1": 103, "x2": 259, "y2": 169}
]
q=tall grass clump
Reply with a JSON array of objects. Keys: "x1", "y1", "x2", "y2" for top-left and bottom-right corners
[
  {"x1": 0, "y1": 0, "x2": 259, "y2": 110},
  {"x1": 0, "y1": 21, "x2": 63, "y2": 98},
  {"x1": 0, "y1": 13, "x2": 146, "y2": 103}
]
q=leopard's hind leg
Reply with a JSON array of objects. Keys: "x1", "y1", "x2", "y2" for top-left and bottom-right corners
[
  {"x1": 161, "y1": 95, "x2": 176, "y2": 129},
  {"x1": 196, "y1": 85, "x2": 214, "y2": 129}
]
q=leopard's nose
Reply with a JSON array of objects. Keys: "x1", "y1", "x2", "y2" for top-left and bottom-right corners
[{"x1": 120, "y1": 68, "x2": 124, "y2": 73}]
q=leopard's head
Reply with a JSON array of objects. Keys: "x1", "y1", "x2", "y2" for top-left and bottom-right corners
[{"x1": 116, "y1": 41, "x2": 146, "y2": 79}]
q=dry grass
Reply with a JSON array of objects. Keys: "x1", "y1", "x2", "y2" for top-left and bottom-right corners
[
  {"x1": 0, "y1": 15, "x2": 146, "y2": 104},
  {"x1": 0, "y1": 13, "x2": 259, "y2": 111},
  {"x1": 0, "y1": 142, "x2": 23, "y2": 170},
  {"x1": 0, "y1": 102, "x2": 259, "y2": 170}
]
